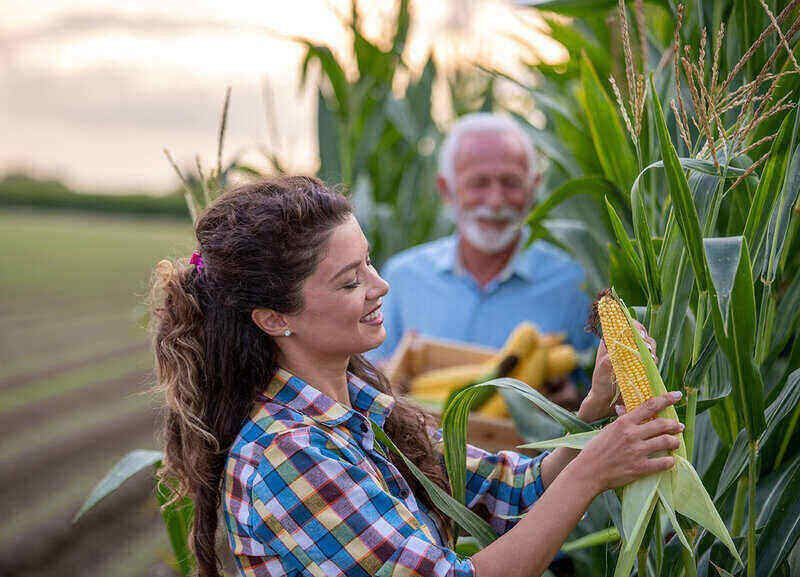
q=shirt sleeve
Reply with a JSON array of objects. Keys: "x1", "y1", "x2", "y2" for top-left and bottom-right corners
[
  {"x1": 430, "y1": 429, "x2": 547, "y2": 535},
  {"x1": 564, "y1": 268, "x2": 599, "y2": 352},
  {"x1": 246, "y1": 427, "x2": 476, "y2": 577}
]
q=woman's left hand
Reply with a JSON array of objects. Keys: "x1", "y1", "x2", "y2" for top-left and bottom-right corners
[{"x1": 578, "y1": 320, "x2": 657, "y2": 423}]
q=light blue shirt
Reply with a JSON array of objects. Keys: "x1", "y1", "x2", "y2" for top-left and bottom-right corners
[{"x1": 369, "y1": 232, "x2": 598, "y2": 360}]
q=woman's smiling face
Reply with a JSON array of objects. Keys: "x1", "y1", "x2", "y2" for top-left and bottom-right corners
[{"x1": 285, "y1": 214, "x2": 389, "y2": 358}]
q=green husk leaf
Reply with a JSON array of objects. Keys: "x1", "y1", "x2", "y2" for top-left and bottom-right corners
[
  {"x1": 615, "y1": 485, "x2": 659, "y2": 577},
  {"x1": 673, "y1": 455, "x2": 742, "y2": 564},
  {"x1": 621, "y1": 473, "x2": 661, "y2": 552}
]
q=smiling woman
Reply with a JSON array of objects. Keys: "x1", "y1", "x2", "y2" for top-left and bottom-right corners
[{"x1": 149, "y1": 175, "x2": 684, "y2": 577}]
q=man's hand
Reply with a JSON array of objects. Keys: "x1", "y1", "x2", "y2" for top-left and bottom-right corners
[
  {"x1": 543, "y1": 376, "x2": 581, "y2": 412},
  {"x1": 578, "y1": 320, "x2": 657, "y2": 423}
]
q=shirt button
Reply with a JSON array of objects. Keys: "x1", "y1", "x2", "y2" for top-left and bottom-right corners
[
  {"x1": 360, "y1": 421, "x2": 369, "y2": 433},
  {"x1": 400, "y1": 489, "x2": 409, "y2": 499}
]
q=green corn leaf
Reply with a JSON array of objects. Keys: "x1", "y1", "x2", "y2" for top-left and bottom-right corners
[
  {"x1": 673, "y1": 455, "x2": 742, "y2": 564},
  {"x1": 650, "y1": 76, "x2": 709, "y2": 293},
  {"x1": 706, "y1": 237, "x2": 767, "y2": 440},
  {"x1": 155, "y1": 477, "x2": 195, "y2": 577},
  {"x1": 767, "y1": 272, "x2": 800, "y2": 362},
  {"x1": 715, "y1": 429, "x2": 749, "y2": 500},
  {"x1": 744, "y1": 107, "x2": 798, "y2": 271},
  {"x1": 301, "y1": 44, "x2": 350, "y2": 114},
  {"x1": 517, "y1": 430, "x2": 600, "y2": 451},
  {"x1": 631, "y1": 178, "x2": 663, "y2": 306},
  {"x1": 526, "y1": 176, "x2": 622, "y2": 229},
  {"x1": 316, "y1": 89, "x2": 342, "y2": 183},
  {"x1": 74, "y1": 449, "x2": 163, "y2": 522},
  {"x1": 609, "y1": 243, "x2": 649, "y2": 306},
  {"x1": 444, "y1": 378, "x2": 593, "y2": 508},
  {"x1": 513, "y1": 0, "x2": 670, "y2": 18},
  {"x1": 606, "y1": 198, "x2": 647, "y2": 294},
  {"x1": 762, "y1": 118, "x2": 800, "y2": 282},
  {"x1": 755, "y1": 453, "x2": 800, "y2": 577},
  {"x1": 704, "y1": 237, "x2": 744, "y2": 334},
  {"x1": 580, "y1": 54, "x2": 637, "y2": 194},
  {"x1": 371, "y1": 423, "x2": 498, "y2": 548}
]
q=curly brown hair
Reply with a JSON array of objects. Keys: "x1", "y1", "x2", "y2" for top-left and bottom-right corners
[{"x1": 149, "y1": 176, "x2": 450, "y2": 577}]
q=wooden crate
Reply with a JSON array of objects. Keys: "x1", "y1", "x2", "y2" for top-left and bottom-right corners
[{"x1": 384, "y1": 332, "x2": 523, "y2": 453}]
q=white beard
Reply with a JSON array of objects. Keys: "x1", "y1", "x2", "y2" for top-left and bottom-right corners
[{"x1": 452, "y1": 204, "x2": 526, "y2": 254}]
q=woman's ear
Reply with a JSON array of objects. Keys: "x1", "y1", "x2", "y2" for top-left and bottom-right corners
[{"x1": 251, "y1": 308, "x2": 291, "y2": 337}]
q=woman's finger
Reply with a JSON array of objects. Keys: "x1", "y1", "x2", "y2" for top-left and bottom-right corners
[
  {"x1": 628, "y1": 391, "x2": 682, "y2": 423},
  {"x1": 637, "y1": 417, "x2": 684, "y2": 439},
  {"x1": 642, "y1": 434, "x2": 683, "y2": 455},
  {"x1": 641, "y1": 455, "x2": 676, "y2": 474}
]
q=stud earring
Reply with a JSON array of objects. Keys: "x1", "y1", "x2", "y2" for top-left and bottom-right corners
[{"x1": 283, "y1": 329, "x2": 292, "y2": 337}]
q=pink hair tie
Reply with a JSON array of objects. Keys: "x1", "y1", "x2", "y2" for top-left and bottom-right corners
[{"x1": 190, "y1": 250, "x2": 204, "y2": 272}]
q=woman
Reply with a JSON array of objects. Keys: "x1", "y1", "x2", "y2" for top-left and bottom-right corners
[{"x1": 151, "y1": 176, "x2": 683, "y2": 577}]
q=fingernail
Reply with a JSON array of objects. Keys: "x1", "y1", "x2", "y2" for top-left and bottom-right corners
[
  {"x1": 671, "y1": 391, "x2": 683, "y2": 400},
  {"x1": 679, "y1": 423, "x2": 685, "y2": 431},
  {"x1": 615, "y1": 405, "x2": 625, "y2": 416}
]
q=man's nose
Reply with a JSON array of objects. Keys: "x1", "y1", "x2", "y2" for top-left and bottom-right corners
[{"x1": 484, "y1": 181, "x2": 505, "y2": 209}]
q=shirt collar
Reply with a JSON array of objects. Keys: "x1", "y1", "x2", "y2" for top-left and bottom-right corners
[
  {"x1": 263, "y1": 368, "x2": 395, "y2": 428},
  {"x1": 434, "y1": 227, "x2": 535, "y2": 283}
]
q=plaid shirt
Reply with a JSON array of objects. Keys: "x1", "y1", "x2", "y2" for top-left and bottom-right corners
[{"x1": 223, "y1": 368, "x2": 547, "y2": 577}]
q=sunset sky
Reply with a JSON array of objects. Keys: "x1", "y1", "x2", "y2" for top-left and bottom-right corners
[{"x1": 1, "y1": 0, "x2": 565, "y2": 191}]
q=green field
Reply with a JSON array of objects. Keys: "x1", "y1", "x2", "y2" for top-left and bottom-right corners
[{"x1": 0, "y1": 209, "x2": 195, "y2": 577}]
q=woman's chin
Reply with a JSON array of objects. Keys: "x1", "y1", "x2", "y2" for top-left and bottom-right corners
[{"x1": 356, "y1": 328, "x2": 386, "y2": 354}]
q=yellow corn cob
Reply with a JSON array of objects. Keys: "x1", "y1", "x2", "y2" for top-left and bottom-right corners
[
  {"x1": 596, "y1": 294, "x2": 652, "y2": 411},
  {"x1": 495, "y1": 322, "x2": 539, "y2": 365},
  {"x1": 409, "y1": 363, "x2": 487, "y2": 400},
  {"x1": 477, "y1": 391, "x2": 510, "y2": 418},
  {"x1": 512, "y1": 345, "x2": 548, "y2": 390},
  {"x1": 545, "y1": 344, "x2": 577, "y2": 381}
]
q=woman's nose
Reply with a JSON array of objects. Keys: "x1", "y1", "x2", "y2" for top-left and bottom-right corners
[{"x1": 367, "y1": 269, "x2": 389, "y2": 299}]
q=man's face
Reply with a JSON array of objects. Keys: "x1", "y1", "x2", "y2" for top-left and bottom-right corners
[{"x1": 449, "y1": 130, "x2": 535, "y2": 253}]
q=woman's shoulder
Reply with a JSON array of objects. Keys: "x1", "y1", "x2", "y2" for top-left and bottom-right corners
[{"x1": 225, "y1": 396, "x2": 355, "y2": 488}]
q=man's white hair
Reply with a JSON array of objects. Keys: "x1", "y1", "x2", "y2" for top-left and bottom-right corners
[{"x1": 438, "y1": 112, "x2": 539, "y2": 189}]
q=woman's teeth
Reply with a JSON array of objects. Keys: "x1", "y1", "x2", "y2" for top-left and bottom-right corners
[{"x1": 361, "y1": 309, "x2": 380, "y2": 322}]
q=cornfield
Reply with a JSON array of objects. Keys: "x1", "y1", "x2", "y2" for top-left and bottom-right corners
[{"x1": 79, "y1": 1, "x2": 800, "y2": 576}]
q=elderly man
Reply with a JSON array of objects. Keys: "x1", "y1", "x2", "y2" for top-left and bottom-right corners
[{"x1": 371, "y1": 113, "x2": 596, "y2": 372}]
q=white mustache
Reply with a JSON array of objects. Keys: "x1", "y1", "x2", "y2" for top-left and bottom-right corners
[{"x1": 462, "y1": 205, "x2": 523, "y2": 222}]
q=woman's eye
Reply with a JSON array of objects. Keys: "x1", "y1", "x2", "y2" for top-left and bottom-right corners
[{"x1": 343, "y1": 276, "x2": 361, "y2": 289}]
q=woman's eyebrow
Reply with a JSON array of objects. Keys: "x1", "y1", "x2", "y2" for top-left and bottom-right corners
[
  {"x1": 330, "y1": 243, "x2": 370, "y2": 282},
  {"x1": 330, "y1": 260, "x2": 360, "y2": 282}
]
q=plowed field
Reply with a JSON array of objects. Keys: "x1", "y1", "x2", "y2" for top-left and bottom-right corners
[{"x1": 0, "y1": 209, "x2": 196, "y2": 577}]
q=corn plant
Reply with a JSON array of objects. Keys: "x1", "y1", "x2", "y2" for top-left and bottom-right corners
[{"x1": 432, "y1": 1, "x2": 800, "y2": 576}]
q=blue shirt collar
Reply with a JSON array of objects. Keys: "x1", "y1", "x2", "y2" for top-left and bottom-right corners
[
  {"x1": 264, "y1": 368, "x2": 395, "y2": 428},
  {"x1": 433, "y1": 227, "x2": 535, "y2": 283}
]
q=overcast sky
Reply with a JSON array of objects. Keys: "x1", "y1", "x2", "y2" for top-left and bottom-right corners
[{"x1": 0, "y1": 0, "x2": 562, "y2": 192}]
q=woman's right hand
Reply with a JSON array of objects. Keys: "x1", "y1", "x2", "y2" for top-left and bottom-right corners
[{"x1": 573, "y1": 392, "x2": 685, "y2": 495}]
